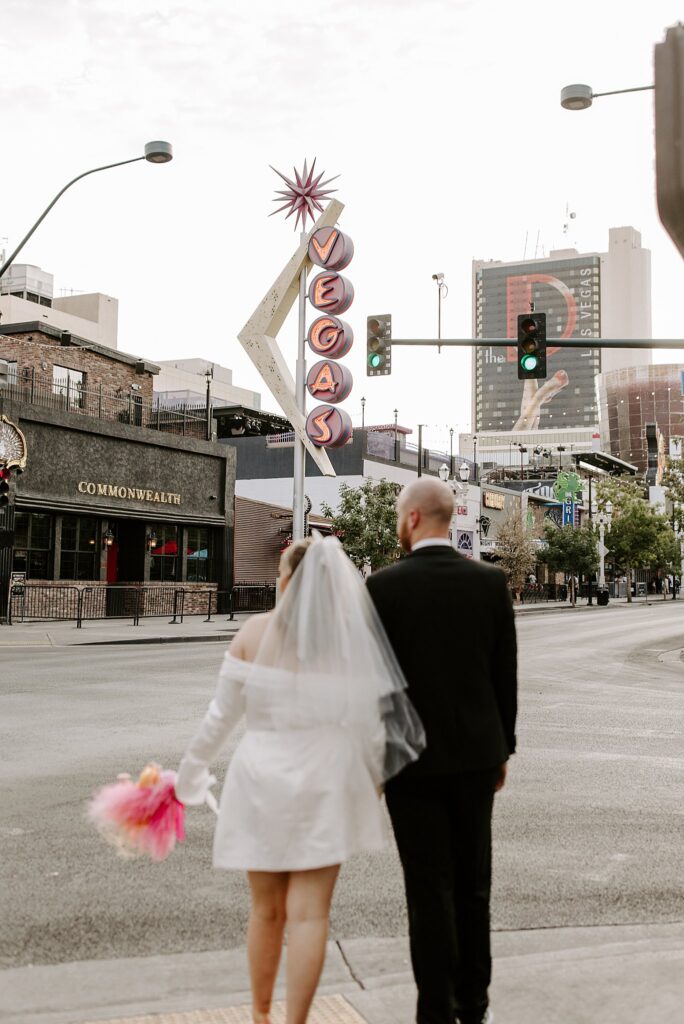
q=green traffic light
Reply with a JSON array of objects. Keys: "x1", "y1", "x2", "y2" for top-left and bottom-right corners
[
  {"x1": 521, "y1": 353, "x2": 538, "y2": 372},
  {"x1": 369, "y1": 354, "x2": 382, "y2": 368}
]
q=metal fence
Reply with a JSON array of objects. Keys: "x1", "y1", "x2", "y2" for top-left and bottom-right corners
[
  {"x1": 6, "y1": 582, "x2": 277, "y2": 626},
  {"x1": 518, "y1": 583, "x2": 568, "y2": 603},
  {"x1": 0, "y1": 366, "x2": 209, "y2": 439}
]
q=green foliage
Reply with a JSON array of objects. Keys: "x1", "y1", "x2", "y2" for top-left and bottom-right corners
[
  {"x1": 321, "y1": 478, "x2": 401, "y2": 571},
  {"x1": 595, "y1": 476, "x2": 646, "y2": 515},
  {"x1": 609, "y1": 504, "x2": 676, "y2": 573},
  {"x1": 492, "y1": 507, "x2": 537, "y2": 592},
  {"x1": 539, "y1": 523, "x2": 598, "y2": 606},
  {"x1": 650, "y1": 517, "x2": 680, "y2": 574},
  {"x1": 540, "y1": 523, "x2": 598, "y2": 576},
  {"x1": 662, "y1": 457, "x2": 684, "y2": 529}
]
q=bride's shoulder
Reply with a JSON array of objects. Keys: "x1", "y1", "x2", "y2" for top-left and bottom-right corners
[{"x1": 229, "y1": 610, "x2": 274, "y2": 662}]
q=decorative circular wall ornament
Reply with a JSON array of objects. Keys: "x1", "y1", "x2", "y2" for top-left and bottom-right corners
[
  {"x1": 0, "y1": 416, "x2": 28, "y2": 470},
  {"x1": 308, "y1": 272, "x2": 354, "y2": 315},
  {"x1": 305, "y1": 405, "x2": 353, "y2": 448},
  {"x1": 307, "y1": 316, "x2": 353, "y2": 359},
  {"x1": 306, "y1": 360, "x2": 353, "y2": 405},
  {"x1": 307, "y1": 227, "x2": 354, "y2": 271}
]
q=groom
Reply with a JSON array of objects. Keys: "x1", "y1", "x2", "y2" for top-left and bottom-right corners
[{"x1": 367, "y1": 478, "x2": 517, "y2": 1024}]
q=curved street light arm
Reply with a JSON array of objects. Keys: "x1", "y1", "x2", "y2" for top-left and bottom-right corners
[
  {"x1": 592, "y1": 84, "x2": 654, "y2": 99},
  {"x1": 0, "y1": 155, "x2": 145, "y2": 279}
]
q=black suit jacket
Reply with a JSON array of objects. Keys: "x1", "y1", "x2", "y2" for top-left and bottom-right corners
[{"x1": 367, "y1": 546, "x2": 517, "y2": 777}]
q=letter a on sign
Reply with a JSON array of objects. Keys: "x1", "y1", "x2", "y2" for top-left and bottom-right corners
[{"x1": 309, "y1": 362, "x2": 337, "y2": 395}]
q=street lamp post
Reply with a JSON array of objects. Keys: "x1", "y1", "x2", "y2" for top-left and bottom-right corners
[
  {"x1": 592, "y1": 500, "x2": 613, "y2": 598},
  {"x1": 0, "y1": 142, "x2": 173, "y2": 280},
  {"x1": 432, "y1": 273, "x2": 448, "y2": 354},
  {"x1": 361, "y1": 396, "x2": 366, "y2": 429},
  {"x1": 439, "y1": 461, "x2": 470, "y2": 553}
]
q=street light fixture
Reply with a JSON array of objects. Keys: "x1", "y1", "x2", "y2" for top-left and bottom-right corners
[
  {"x1": 560, "y1": 83, "x2": 654, "y2": 110},
  {"x1": 439, "y1": 461, "x2": 471, "y2": 553},
  {"x1": 0, "y1": 141, "x2": 173, "y2": 279}
]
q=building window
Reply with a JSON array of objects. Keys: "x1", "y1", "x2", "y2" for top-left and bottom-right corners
[
  {"x1": 186, "y1": 527, "x2": 212, "y2": 582},
  {"x1": 53, "y1": 365, "x2": 85, "y2": 409},
  {"x1": 2, "y1": 361, "x2": 18, "y2": 384},
  {"x1": 13, "y1": 512, "x2": 53, "y2": 579},
  {"x1": 149, "y1": 524, "x2": 178, "y2": 582},
  {"x1": 60, "y1": 515, "x2": 98, "y2": 580}
]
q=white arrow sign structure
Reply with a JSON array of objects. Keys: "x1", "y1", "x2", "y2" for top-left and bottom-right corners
[{"x1": 237, "y1": 201, "x2": 345, "y2": 477}]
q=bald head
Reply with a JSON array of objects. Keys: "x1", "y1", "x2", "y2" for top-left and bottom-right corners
[{"x1": 397, "y1": 478, "x2": 454, "y2": 551}]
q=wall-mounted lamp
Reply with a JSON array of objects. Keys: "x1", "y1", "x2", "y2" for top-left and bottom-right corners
[
  {"x1": 103, "y1": 529, "x2": 115, "y2": 548},
  {"x1": 146, "y1": 529, "x2": 158, "y2": 551}
]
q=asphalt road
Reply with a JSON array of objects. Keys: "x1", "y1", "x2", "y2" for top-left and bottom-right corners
[{"x1": 1, "y1": 602, "x2": 683, "y2": 968}]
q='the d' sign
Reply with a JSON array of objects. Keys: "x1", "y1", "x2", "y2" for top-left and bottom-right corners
[
  {"x1": 308, "y1": 272, "x2": 354, "y2": 315},
  {"x1": 307, "y1": 315, "x2": 353, "y2": 359},
  {"x1": 307, "y1": 227, "x2": 354, "y2": 271},
  {"x1": 306, "y1": 360, "x2": 353, "y2": 404},
  {"x1": 305, "y1": 405, "x2": 353, "y2": 448}
]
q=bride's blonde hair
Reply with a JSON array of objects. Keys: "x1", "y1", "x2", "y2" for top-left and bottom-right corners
[{"x1": 279, "y1": 537, "x2": 315, "y2": 579}]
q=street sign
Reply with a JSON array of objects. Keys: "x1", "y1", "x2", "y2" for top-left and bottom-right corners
[
  {"x1": 598, "y1": 541, "x2": 609, "y2": 558},
  {"x1": 562, "y1": 497, "x2": 575, "y2": 526}
]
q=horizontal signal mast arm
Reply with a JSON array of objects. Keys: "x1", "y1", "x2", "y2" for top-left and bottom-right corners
[{"x1": 390, "y1": 338, "x2": 684, "y2": 349}]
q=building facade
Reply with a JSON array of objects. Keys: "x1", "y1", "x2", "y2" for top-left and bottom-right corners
[
  {"x1": 471, "y1": 226, "x2": 652, "y2": 458},
  {"x1": 0, "y1": 327, "x2": 235, "y2": 620},
  {"x1": 0, "y1": 263, "x2": 119, "y2": 349},
  {"x1": 599, "y1": 363, "x2": 684, "y2": 473}
]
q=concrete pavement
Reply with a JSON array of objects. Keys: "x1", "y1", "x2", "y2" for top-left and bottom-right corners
[
  {"x1": 0, "y1": 594, "x2": 674, "y2": 646},
  {"x1": 2, "y1": 922, "x2": 683, "y2": 1024},
  {"x1": 0, "y1": 613, "x2": 246, "y2": 647}
]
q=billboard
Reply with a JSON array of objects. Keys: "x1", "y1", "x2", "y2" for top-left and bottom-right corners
[{"x1": 474, "y1": 255, "x2": 601, "y2": 432}]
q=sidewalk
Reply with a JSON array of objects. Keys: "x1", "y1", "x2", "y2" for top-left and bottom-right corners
[
  {"x1": 0, "y1": 613, "x2": 249, "y2": 647},
  {"x1": 1, "y1": 596, "x2": 678, "y2": 645},
  {"x1": 2, "y1": 922, "x2": 683, "y2": 1024}
]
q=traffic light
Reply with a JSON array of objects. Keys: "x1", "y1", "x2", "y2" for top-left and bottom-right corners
[
  {"x1": 517, "y1": 313, "x2": 547, "y2": 380},
  {"x1": 0, "y1": 468, "x2": 10, "y2": 508},
  {"x1": 366, "y1": 314, "x2": 392, "y2": 376}
]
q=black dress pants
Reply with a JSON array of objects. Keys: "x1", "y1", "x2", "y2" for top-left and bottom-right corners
[{"x1": 385, "y1": 768, "x2": 499, "y2": 1024}]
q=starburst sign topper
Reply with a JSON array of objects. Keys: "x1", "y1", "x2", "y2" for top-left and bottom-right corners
[{"x1": 270, "y1": 159, "x2": 339, "y2": 231}]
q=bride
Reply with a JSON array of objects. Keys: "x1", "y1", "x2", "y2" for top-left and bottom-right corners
[{"x1": 175, "y1": 535, "x2": 425, "y2": 1024}]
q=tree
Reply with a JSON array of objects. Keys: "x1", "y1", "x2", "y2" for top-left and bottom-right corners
[
  {"x1": 606, "y1": 503, "x2": 666, "y2": 602},
  {"x1": 321, "y1": 479, "x2": 401, "y2": 571},
  {"x1": 539, "y1": 524, "x2": 598, "y2": 607},
  {"x1": 662, "y1": 457, "x2": 684, "y2": 529},
  {"x1": 492, "y1": 506, "x2": 536, "y2": 600},
  {"x1": 650, "y1": 517, "x2": 681, "y2": 597},
  {"x1": 595, "y1": 477, "x2": 659, "y2": 603}
]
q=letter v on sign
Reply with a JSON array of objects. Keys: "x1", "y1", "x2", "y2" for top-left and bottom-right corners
[{"x1": 311, "y1": 229, "x2": 339, "y2": 265}]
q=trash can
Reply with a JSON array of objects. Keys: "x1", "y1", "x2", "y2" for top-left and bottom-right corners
[{"x1": 597, "y1": 588, "x2": 609, "y2": 606}]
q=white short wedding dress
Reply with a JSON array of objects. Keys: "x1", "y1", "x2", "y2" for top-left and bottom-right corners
[{"x1": 175, "y1": 650, "x2": 388, "y2": 871}]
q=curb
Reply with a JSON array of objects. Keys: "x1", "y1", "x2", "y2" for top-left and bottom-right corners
[{"x1": 81, "y1": 633, "x2": 236, "y2": 646}]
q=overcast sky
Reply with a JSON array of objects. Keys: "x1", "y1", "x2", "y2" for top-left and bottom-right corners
[{"x1": 2, "y1": 0, "x2": 683, "y2": 456}]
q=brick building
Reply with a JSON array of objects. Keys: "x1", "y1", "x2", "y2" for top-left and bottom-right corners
[
  {"x1": 0, "y1": 325, "x2": 235, "y2": 621},
  {"x1": 599, "y1": 363, "x2": 684, "y2": 473}
]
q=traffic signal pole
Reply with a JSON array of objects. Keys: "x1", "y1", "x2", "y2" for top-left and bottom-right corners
[{"x1": 388, "y1": 338, "x2": 684, "y2": 349}]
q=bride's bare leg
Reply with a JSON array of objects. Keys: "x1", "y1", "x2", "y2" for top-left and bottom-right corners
[
  {"x1": 285, "y1": 865, "x2": 341, "y2": 1024},
  {"x1": 247, "y1": 870, "x2": 289, "y2": 1022}
]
